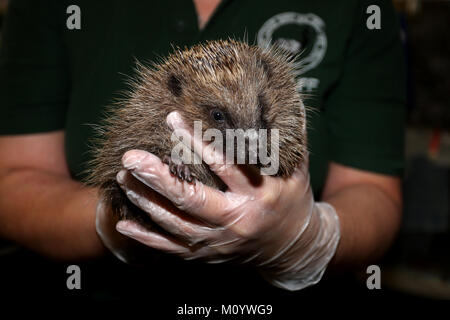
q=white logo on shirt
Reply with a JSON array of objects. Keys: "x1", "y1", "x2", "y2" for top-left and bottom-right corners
[{"x1": 257, "y1": 12, "x2": 327, "y2": 92}]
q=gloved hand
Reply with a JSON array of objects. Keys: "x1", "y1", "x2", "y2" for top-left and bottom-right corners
[
  {"x1": 111, "y1": 111, "x2": 341, "y2": 291},
  {"x1": 96, "y1": 195, "x2": 157, "y2": 265}
]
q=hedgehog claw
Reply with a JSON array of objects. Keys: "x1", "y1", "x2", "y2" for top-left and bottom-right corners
[
  {"x1": 162, "y1": 155, "x2": 171, "y2": 165},
  {"x1": 162, "y1": 155, "x2": 195, "y2": 184},
  {"x1": 177, "y1": 164, "x2": 184, "y2": 180}
]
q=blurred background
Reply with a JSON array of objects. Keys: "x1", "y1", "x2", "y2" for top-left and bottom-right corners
[
  {"x1": 0, "y1": 0, "x2": 449, "y2": 300},
  {"x1": 378, "y1": 0, "x2": 450, "y2": 299}
]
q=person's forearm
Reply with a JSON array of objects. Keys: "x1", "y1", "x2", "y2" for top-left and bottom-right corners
[
  {"x1": 0, "y1": 168, "x2": 106, "y2": 259},
  {"x1": 323, "y1": 183, "x2": 402, "y2": 269}
]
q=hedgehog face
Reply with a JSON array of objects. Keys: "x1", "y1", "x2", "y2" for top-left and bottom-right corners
[
  {"x1": 87, "y1": 39, "x2": 307, "y2": 222},
  {"x1": 164, "y1": 68, "x2": 271, "y2": 136},
  {"x1": 149, "y1": 39, "x2": 306, "y2": 174}
]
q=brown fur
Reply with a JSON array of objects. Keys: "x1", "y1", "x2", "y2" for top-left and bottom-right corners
[{"x1": 86, "y1": 39, "x2": 306, "y2": 223}]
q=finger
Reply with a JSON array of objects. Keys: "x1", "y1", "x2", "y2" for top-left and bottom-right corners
[
  {"x1": 166, "y1": 111, "x2": 253, "y2": 192},
  {"x1": 122, "y1": 149, "x2": 242, "y2": 226},
  {"x1": 116, "y1": 220, "x2": 226, "y2": 262},
  {"x1": 116, "y1": 220, "x2": 191, "y2": 255},
  {"x1": 117, "y1": 169, "x2": 218, "y2": 245}
]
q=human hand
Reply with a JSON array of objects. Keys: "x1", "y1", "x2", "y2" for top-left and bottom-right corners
[
  {"x1": 95, "y1": 195, "x2": 160, "y2": 265},
  {"x1": 113, "y1": 112, "x2": 340, "y2": 290}
]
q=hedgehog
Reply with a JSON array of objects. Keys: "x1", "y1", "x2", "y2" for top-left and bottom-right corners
[{"x1": 87, "y1": 39, "x2": 307, "y2": 225}]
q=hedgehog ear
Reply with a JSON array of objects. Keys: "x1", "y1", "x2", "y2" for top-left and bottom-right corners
[
  {"x1": 259, "y1": 58, "x2": 273, "y2": 80},
  {"x1": 258, "y1": 92, "x2": 269, "y2": 129},
  {"x1": 168, "y1": 74, "x2": 183, "y2": 97}
]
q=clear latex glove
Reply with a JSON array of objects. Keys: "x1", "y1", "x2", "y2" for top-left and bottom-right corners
[
  {"x1": 96, "y1": 195, "x2": 156, "y2": 265},
  {"x1": 114, "y1": 112, "x2": 341, "y2": 291}
]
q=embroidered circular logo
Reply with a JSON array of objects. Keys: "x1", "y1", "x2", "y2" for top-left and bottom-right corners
[{"x1": 257, "y1": 12, "x2": 327, "y2": 75}]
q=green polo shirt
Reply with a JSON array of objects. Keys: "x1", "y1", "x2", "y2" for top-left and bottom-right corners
[{"x1": 0, "y1": 0, "x2": 406, "y2": 198}]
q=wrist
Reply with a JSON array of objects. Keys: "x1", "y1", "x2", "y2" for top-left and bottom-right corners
[
  {"x1": 95, "y1": 198, "x2": 135, "y2": 263},
  {"x1": 259, "y1": 201, "x2": 341, "y2": 291}
]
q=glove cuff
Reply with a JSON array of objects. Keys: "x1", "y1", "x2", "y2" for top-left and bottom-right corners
[{"x1": 260, "y1": 201, "x2": 341, "y2": 291}]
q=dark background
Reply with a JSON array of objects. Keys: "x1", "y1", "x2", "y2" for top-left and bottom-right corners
[{"x1": 0, "y1": 0, "x2": 448, "y2": 310}]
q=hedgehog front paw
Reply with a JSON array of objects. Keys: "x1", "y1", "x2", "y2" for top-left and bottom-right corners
[{"x1": 162, "y1": 155, "x2": 196, "y2": 184}]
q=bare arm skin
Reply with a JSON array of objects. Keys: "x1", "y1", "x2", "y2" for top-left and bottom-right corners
[
  {"x1": 192, "y1": 0, "x2": 404, "y2": 269},
  {"x1": 0, "y1": 131, "x2": 401, "y2": 268},
  {"x1": 323, "y1": 162, "x2": 402, "y2": 269},
  {"x1": 0, "y1": 131, "x2": 105, "y2": 260},
  {"x1": 0, "y1": 0, "x2": 219, "y2": 261},
  {"x1": 192, "y1": 0, "x2": 403, "y2": 269}
]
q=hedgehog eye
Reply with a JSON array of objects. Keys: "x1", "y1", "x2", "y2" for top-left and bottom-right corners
[{"x1": 210, "y1": 109, "x2": 225, "y2": 123}]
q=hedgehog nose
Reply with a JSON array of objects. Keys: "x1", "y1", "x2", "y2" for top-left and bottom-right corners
[
  {"x1": 244, "y1": 129, "x2": 259, "y2": 144},
  {"x1": 244, "y1": 130, "x2": 259, "y2": 162}
]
